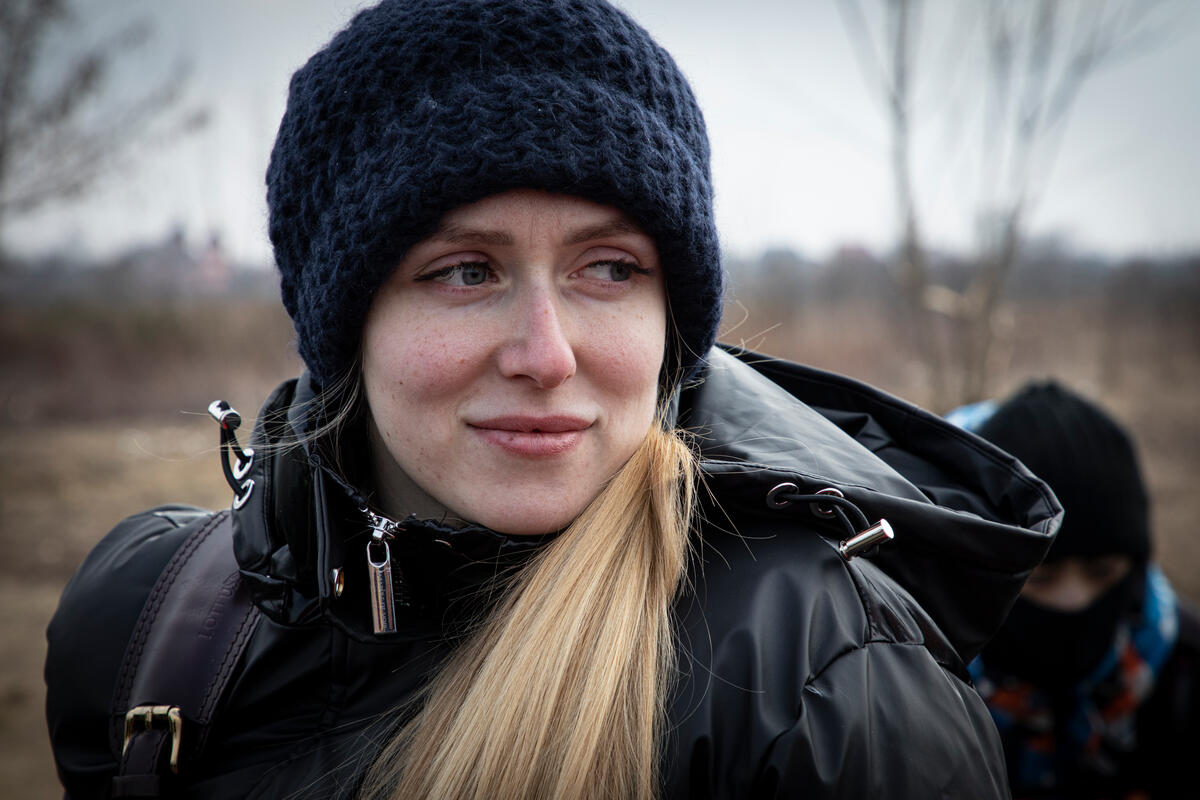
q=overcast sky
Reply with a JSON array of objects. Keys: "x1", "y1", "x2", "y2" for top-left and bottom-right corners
[{"x1": 8, "y1": 0, "x2": 1199, "y2": 265}]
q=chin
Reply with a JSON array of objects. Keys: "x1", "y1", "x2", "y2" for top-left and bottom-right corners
[
  {"x1": 482, "y1": 513, "x2": 575, "y2": 537},
  {"x1": 439, "y1": 469, "x2": 605, "y2": 534},
  {"x1": 473, "y1": 498, "x2": 586, "y2": 537}
]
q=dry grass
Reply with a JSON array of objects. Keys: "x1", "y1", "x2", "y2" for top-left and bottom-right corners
[
  {"x1": 0, "y1": 420, "x2": 252, "y2": 798},
  {"x1": 2, "y1": 293, "x2": 1196, "y2": 797},
  {"x1": 0, "y1": 299, "x2": 303, "y2": 423},
  {"x1": 0, "y1": 300, "x2": 300, "y2": 798}
]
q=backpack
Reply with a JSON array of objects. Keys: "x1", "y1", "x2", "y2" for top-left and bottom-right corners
[{"x1": 108, "y1": 509, "x2": 260, "y2": 798}]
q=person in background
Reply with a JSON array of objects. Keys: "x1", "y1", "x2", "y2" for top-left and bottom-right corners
[{"x1": 962, "y1": 381, "x2": 1200, "y2": 798}]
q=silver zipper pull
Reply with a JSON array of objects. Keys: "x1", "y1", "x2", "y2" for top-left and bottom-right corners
[
  {"x1": 363, "y1": 508, "x2": 403, "y2": 635},
  {"x1": 367, "y1": 538, "x2": 397, "y2": 634}
]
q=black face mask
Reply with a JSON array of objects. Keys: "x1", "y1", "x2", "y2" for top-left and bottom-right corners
[{"x1": 983, "y1": 566, "x2": 1146, "y2": 690}]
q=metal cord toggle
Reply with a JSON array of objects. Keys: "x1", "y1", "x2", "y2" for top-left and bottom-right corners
[
  {"x1": 208, "y1": 400, "x2": 255, "y2": 509},
  {"x1": 766, "y1": 482, "x2": 894, "y2": 560},
  {"x1": 837, "y1": 519, "x2": 894, "y2": 559}
]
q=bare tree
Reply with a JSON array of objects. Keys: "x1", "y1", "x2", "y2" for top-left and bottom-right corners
[
  {"x1": 0, "y1": 0, "x2": 205, "y2": 251},
  {"x1": 838, "y1": 0, "x2": 1174, "y2": 410}
]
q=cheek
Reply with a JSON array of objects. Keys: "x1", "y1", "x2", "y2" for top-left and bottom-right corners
[
  {"x1": 593, "y1": 304, "x2": 667, "y2": 399},
  {"x1": 363, "y1": 312, "x2": 480, "y2": 404}
]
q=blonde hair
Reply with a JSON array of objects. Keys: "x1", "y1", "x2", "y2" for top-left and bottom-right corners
[{"x1": 358, "y1": 421, "x2": 696, "y2": 800}]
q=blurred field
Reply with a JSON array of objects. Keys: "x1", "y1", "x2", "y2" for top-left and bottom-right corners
[
  {"x1": 0, "y1": 299, "x2": 303, "y2": 797},
  {"x1": 2, "y1": 291, "x2": 1197, "y2": 797}
]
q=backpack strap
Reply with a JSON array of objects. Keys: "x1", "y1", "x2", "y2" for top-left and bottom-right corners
[{"x1": 109, "y1": 509, "x2": 261, "y2": 798}]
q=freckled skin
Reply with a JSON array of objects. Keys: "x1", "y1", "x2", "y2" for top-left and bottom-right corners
[{"x1": 361, "y1": 190, "x2": 667, "y2": 535}]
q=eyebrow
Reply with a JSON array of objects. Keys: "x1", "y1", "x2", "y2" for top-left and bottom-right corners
[
  {"x1": 428, "y1": 218, "x2": 645, "y2": 247},
  {"x1": 563, "y1": 219, "x2": 645, "y2": 245},
  {"x1": 430, "y1": 226, "x2": 514, "y2": 246}
]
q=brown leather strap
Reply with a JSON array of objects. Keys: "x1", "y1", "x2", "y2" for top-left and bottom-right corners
[{"x1": 110, "y1": 510, "x2": 261, "y2": 795}]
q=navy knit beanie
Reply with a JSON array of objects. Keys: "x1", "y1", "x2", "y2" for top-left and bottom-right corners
[
  {"x1": 267, "y1": 0, "x2": 722, "y2": 388},
  {"x1": 976, "y1": 381, "x2": 1151, "y2": 562}
]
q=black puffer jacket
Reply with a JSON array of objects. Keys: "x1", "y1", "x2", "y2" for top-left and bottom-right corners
[{"x1": 46, "y1": 347, "x2": 1061, "y2": 798}]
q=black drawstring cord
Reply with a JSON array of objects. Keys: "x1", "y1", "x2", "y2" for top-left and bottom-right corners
[
  {"x1": 765, "y1": 483, "x2": 894, "y2": 559},
  {"x1": 305, "y1": 449, "x2": 372, "y2": 510},
  {"x1": 773, "y1": 490, "x2": 870, "y2": 539},
  {"x1": 208, "y1": 400, "x2": 255, "y2": 509}
]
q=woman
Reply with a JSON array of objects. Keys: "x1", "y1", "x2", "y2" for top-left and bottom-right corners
[{"x1": 45, "y1": 0, "x2": 1061, "y2": 797}]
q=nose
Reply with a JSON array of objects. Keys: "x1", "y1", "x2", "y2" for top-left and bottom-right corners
[
  {"x1": 1050, "y1": 576, "x2": 1096, "y2": 612},
  {"x1": 1039, "y1": 567, "x2": 1104, "y2": 613},
  {"x1": 497, "y1": 288, "x2": 577, "y2": 389}
]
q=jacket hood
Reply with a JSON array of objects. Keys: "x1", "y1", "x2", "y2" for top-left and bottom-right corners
[
  {"x1": 228, "y1": 346, "x2": 1060, "y2": 657},
  {"x1": 687, "y1": 346, "x2": 1061, "y2": 660}
]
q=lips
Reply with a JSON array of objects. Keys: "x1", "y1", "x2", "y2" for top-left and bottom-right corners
[
  {"x1": 468, "y1": 415, "x2": 591, "y2": 457},
  {"x1": 470, "y1": 415, "x2": 590, "y2": 433}
]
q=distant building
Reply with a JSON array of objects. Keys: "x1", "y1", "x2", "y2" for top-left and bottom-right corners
[
  {"x1": 110, "y1": 226, "x2": 194, "y2": 296},
  {"x1": 192, "y1": 232, "x2": 232, "y2": 295}
]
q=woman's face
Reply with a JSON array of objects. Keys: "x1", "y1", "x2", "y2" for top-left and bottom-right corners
[{"x1": 362, "y1": 189, "x2": 667, "y2": 535}]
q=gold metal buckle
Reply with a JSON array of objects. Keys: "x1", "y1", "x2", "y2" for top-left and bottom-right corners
[{"x1": 123, "y1": 705, "x2": 183, "y2": 774}]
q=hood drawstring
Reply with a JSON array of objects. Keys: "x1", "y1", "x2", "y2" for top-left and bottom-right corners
[
  {"x1": 209, "y1": 400, "x2": 255, "y2": 510},
  {"x1": 766, "y1": 483, "x2": 894, "y2": 560}
]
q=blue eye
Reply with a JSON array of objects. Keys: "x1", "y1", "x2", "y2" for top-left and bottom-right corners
[
  {"x1": 584, "y1": 260, "x2": 645, "y2": 281},
  {"x1": 421, "y1": 261, "x2": 493, "y2": 286},
  {"x1": 457, "y1": 262, "x2": 489, "y2": 285},
  {"x1": 606, "y1": 261, "x2": 632, "y2": 281}
]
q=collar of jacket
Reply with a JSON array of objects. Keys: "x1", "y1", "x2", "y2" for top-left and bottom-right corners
[
  {"x1": 229, "y1": 346, "x2": 1060, "y2": 657},
  {"x1": 227, "y1": 373, "x2": 554, "y2": 643},
  {"x1": 688, "y1": 346, "x2": 1061, "y2": 660}
]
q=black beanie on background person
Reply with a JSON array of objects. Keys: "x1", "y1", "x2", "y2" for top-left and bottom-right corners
[
  {"x1": 267, "y1": 0, "x2": 723, "y2": 389},
  {"x1": 976, "y1": 381, "x2": 1151, "y2": 563}
]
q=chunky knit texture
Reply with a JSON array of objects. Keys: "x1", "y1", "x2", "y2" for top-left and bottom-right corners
[
  {"x1": 267, "y1": 0, "x2": 722, "y2": 388},
  {"x1": 976, "y1": 381, "x2": 1151, "y2": 562}
]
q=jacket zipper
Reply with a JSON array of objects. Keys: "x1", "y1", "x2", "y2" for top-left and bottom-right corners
[{"x1": 363, "y1": 508, "x2": 403, "y2": 634}]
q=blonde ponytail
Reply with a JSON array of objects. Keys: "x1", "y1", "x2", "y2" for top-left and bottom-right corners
[{"x1": 359, "y1": 423, "x2": 696, "y2": 800}]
